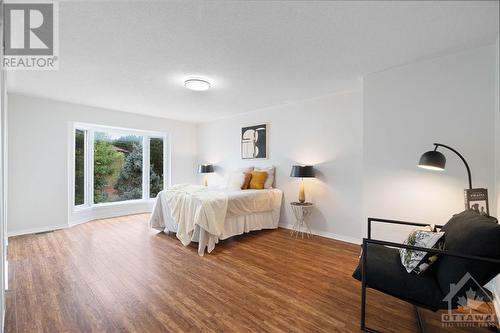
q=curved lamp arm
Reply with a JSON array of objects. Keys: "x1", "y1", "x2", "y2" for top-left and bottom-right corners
[{"x1": 434, "y1": 143, "x2": 472, "y2": 190}]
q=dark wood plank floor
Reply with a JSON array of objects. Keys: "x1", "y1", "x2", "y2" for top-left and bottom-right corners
[{"x1": 5, "y1": 214, "x2": 490, "y2": 332}]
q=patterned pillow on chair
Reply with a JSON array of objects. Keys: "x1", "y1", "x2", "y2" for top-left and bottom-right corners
[{"x1": 400, "y1": 226, "x2": 444, "y2": 274}]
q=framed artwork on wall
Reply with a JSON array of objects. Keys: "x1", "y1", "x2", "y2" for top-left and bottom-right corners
[
  {"x1": 241, "y1": 123, "x2": 268, "y2": 159},
  {"x1": 464, "y1": 188, "x2": 489, "y2": 216}
]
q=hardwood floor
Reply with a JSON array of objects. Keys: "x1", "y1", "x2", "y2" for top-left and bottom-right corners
[{"x1": 4, "y1": 214, "x2": 491, "y2": 332}]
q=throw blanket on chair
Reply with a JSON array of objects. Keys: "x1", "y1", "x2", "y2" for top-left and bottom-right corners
[{"x1": 150, "y1": 184, "x2": 228, "y2": 253}]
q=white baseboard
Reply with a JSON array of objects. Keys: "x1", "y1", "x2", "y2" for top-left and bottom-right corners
[
  {"x1": 7, "y1": 224, "x2": 67, "y2": 237},
  {"x1": 279, "y1": 223, "x2": 361, "y2": 245}
]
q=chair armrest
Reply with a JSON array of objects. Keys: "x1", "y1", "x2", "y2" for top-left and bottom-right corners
[
  {"x1": 367, "y1": 217, "x2": 444, "y2": 239},
  {"x1": 362, "y1": 238, "x2": 500, "y2": 265}
]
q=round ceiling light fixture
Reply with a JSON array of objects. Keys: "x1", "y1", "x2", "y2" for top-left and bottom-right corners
[{"x1": 184, "y1": 78, "x2": 211, "y2": 91}]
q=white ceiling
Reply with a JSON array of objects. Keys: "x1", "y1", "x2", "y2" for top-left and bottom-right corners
[{"x1": 7, "y1": 0, "x2": 499, "y2": 123}]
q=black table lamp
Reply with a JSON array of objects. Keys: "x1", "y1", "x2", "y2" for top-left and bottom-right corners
[
  {"x1": 290, "y1": 165, "x2": 315, "y2": 203},
  {"x1": 198, "y1": 164, "x2": 214, "y2": 186},
  {"x1": 418, "y1": 143, "x2": 472, "y2": 189}
]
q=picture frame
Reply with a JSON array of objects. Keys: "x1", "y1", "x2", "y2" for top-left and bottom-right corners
[
  {"x1": 241, "y1": 123, "x2": 268, "y2": 159},
  {"x1": 464, "y1": 188, "x2": 489, "y2": 216}
]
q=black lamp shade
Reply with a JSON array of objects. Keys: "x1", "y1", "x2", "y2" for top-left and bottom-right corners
[
  {"x1": 198, "y1": 164, "x2": 214, "y2": 174},
  {"x1": 418, "y1": 151, "x2": 446, "y2": 171},
  {"x1": 290, "y1": 165, "x2": 315, "y2": 178}
]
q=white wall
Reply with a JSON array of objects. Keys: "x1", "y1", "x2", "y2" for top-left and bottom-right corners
[
  {"x1": 197, "y1": 44, "x2": 497, "y2": 245},
  {"x1": 492, "y1": 35, "x2": 500, "y2": 319},
  {"x1": 364, "y1": 45, "x2": 497, "y2": 241},
  {"x1": 197, "y1": 90, "x2": 363, "y2": 243},
  {"x1": 7, "y1": 94, "x2": 197, "y2": 235}
]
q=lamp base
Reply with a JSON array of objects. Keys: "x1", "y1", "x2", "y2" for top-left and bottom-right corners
[
  {"x1": 203, "y1": 176, "x2": 208, "y2": 187},
  {"x1": 298, "y1": 179, "x2": 305, "y2": 203}
]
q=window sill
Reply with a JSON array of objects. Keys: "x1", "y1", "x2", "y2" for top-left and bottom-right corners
[
  {"x1": 74, "y1": 198, "x2": 155, "y2": 210},
  {"x1": 70, "y1": 198, "x2": 155, "y2": 226}
]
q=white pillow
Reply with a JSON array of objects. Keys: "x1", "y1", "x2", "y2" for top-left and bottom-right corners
[
  {"x1": 227, "y1": 172, "x2": 246, "y2": 190},
  {"x1": 224, "y1": 167, "x2": 253, "y2": 189},
  {"x1": 255, "y1": 166, "x2": 275, "y2": 189}
]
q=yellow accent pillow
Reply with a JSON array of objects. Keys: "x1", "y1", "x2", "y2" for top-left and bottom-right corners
[
  {"x1": 249, "y1": 171, "x2": 268, "y2": 189},
  {"x1": 242, "y1": 172, "x2": 252, "y2": 189}
]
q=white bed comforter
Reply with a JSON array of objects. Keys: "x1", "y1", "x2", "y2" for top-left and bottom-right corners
[
  {"x1": 150, "y1": 185, "x2": 282, "y2": 255},
  {"x1": 150, "y1": 184, "x2": 228, "y2": 246},
  {"x1": 225, "y1": 189, "x2": 278, "y2": 216}
]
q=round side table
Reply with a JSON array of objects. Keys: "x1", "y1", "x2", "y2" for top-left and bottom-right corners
[{"x1": 290, "y1": 202, "x2": 313, "y2": 238}]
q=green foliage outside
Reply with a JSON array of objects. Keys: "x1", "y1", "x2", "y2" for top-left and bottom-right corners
[
  {"x1": 94, "y1": 140, "x2": 123, "y2": 203},
  {"x1": 112, "y1": 135, "x2": 139, "y2": 153},
  {"x1": 149, "y1": 138, "x2": 164, "y2": 197},
  {"x1": 114, "y1": 143, "x2": 143, "y2": 200},
  {"x1": 89, "y1": 133, "x2": 164, "y2": 204},
  {"x1": 149, "y1": 166, "x2": 163, "y2": 198},
  {"x1": 74, "y1": 130, "x2": 85, "y2": 205}
]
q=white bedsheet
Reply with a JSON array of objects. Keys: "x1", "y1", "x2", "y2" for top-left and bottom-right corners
[{"x1": 149, "y1": 185, "x2": 283, "y2": 255}]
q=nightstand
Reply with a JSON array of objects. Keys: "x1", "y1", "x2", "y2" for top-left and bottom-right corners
[{"x1": 290, "y1": 202, "x2": 313, "y2": 238}]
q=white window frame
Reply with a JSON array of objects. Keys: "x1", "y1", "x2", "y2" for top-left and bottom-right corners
[{"x1": 68, "y1": 122, "x2": 170, "y2": 224}]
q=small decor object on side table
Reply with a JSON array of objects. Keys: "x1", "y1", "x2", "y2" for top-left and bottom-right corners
[
  {"x1": 465, "y1": 188, "x2": 489, "y2": 216},
  {"x1": 290, "y1": 202, "x2": 313, "y2": 239}
]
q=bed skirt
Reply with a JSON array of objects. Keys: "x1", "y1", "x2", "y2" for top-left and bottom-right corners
[{"x1": 164, "y1": 208, "x2": 281, "y2": 255}]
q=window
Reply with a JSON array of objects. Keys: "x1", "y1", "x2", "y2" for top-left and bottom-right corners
[
  {"x1": 72, "y1": 124, "x2": 167, "y2": 208},
  {"x1": 149, "y1": 137, "x2": 164, "y2": 198},
  {"x1": 74, "y1": 129, "x2": 86, "y2": 205},
  {"x1": 94, "y1": 132, "x2": 144, "y2": 203}
]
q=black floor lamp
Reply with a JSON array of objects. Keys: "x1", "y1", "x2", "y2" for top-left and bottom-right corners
[
  {"x1": 418, "y1": 143, "x2": 472, "y2": 189},
  {"x1": 418, "y1": 143, "x2": 489, "y2": 215}
]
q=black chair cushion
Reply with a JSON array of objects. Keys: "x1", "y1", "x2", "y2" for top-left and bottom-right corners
[
  {"x1": 434, "y1": 210, "x2": 500, "y2": 294},
  {"x1": 353, "y1": 243, "x2": 445, "y2": 311}
]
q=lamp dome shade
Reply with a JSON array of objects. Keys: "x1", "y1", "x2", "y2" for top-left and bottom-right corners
[
  {"x1": 198, "y1": 164, "x2": 214, "y2": 173},
  {"x1": 418, "y1": 150, "x2": 446, "y2": 171},
  {"x1": 290, "y1": 165, "x2": 315, "y2": 178}
]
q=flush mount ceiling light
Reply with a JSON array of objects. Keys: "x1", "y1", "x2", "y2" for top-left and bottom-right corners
[{"x1": 184, "y1": 78, "x2": 211, "y2": 91}]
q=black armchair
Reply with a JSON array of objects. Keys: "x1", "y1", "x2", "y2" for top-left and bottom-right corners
[{"x1": 352, "y1": 211, "x2": 500, "y2": 333}]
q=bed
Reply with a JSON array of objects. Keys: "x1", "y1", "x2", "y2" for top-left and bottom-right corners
[{"x1": 149, "y1": 184, "x2": 283, "y2": 255}]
